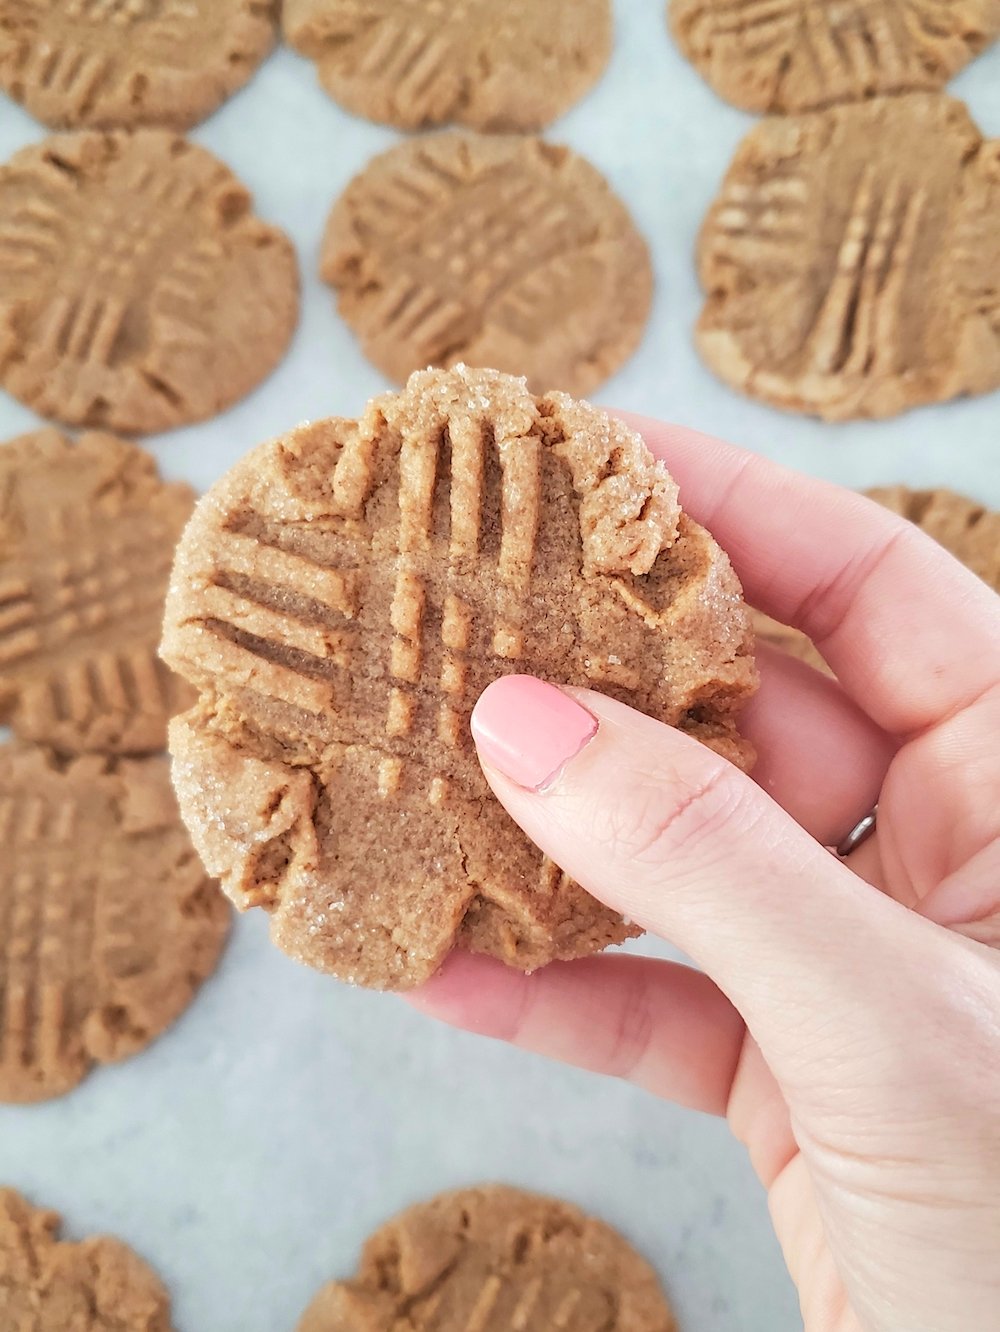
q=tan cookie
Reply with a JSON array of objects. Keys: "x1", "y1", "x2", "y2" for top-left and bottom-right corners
[
  {"x1": 0, "y1": 0, "x2": 277, "y2": 131},
  {"x1": 696, "y1": 95, "x2": 1000, "y2": 420},
  {"x1": 321, "y1": 133, "x2": 652, "y2": 397},
  {"x1": 0, "y1": 1189, "x2": 173, "y2": 1330},
  {"x1": 297, "y1": 1186, "x2": 676, "y2": 1332},
  {"x1": 0, "y1": 129, "x2": 299, "y2": 434},
  {"x1": 161, "y1": 366, "x2": 756, "y2": 990},
  {"x1": 0, "y1": 745, "x2": 229, "y2": 1103},
  {"x1": 754, "y1": 485, "x2": 1000, "y2": 670},
  {"x1": 669, "y1": 0, "x2": 1000, "y2": 114},
  {"x1": 283, "y1": 0, "x2": 612, "y2": 132},
  {"x1": 0, "y1": 428, "x2": 194, "y2": 755}
]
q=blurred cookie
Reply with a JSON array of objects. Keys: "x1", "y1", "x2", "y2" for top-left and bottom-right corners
[
  {"x1": 161, "y1": 366, "x2": 756, "y2": 990},
  {"x1": 283, "y1": 0, "x2": 612, "y2": 132},
  {"x1": 0, "y1": 1188, "x2": 173, "y2": 1329},
  {"x1": 322, "y1": 132, "x2": 652, "y2": 397},
  {"x1": 0, "y1": 0, "x2": 277, "y2": 131},
  {"x1": 754, "y1": 486, "x2": 1000, "y2": 670},
  {"x1": 697, "y1": 95, "x2": 1000, "y2": 420},
  {"x1": 0, "y1": 129, "x2": 299, "y2": 433},
  {"x1": 0, "y1": 428, "x2": 193, "y2": 755},
  {"x1": 298, "y1": 1186, "x2": 676, "y2": 1332},
  {"x1": 0, "y1": 745, "x2": 229, "y2": 1103},
  {"x1": 670, "y1": 0, "x2": 1000, "y2": 114}
]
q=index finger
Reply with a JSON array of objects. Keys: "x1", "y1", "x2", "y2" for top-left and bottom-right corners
[{"x1": 618, "y1": 415, "x2": 1000, "y2": 736}]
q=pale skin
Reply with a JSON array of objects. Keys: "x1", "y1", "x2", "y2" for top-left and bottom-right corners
[{"x1": 408, "y1": 419, "x2": 1000, "y2": 1332}]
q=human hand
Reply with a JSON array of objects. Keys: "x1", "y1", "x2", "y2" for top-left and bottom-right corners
[{"x1": 408, "y1": 420, "x2": 1000, "y2": 1332}]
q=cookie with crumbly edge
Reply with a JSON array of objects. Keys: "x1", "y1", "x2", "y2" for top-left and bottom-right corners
[{"x1": 161, "y1": 366, "x2": 756, "y2": 990}]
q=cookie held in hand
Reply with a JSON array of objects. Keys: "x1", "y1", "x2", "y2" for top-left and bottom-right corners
[{"x1": 162, "y1": 366, "x2": 756, "y2": 990}]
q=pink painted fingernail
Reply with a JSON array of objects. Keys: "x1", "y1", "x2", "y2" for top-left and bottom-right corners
[{"x1": 471, "y1": 675, "x2": 598, "y2": 792}]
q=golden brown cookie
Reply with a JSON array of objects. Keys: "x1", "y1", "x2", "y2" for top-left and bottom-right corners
[
  {"x1": 297, "y1": 1186, "x2": 676, "y2": 1332},
  {"x1": 754, "y1": 485, "x2": 1000, "y2": 670},
  {"x1": 161, "y1": 366, "x2": 756, "y2": 990},
  {"x1": 283, "y1": 0, "x2": 612, "y2": 132},
  {"x1": 0, "y1": 0, "x2": 277, "y2": 131},
  {"x1": 0, "y1": 428, "x2": 194, "y2": 755},
  {"x1": 0, "y1": 1189, "x2": 173, "y2": 1330},
  {"x1": 321, "y1": 133, "x2": 652, "y2": 398},
  {"x1": 0, "y1": 745, "x2": 229, "y2": 1103},
  {"x1": 696, "y1": 95, "x2": 1000, "y2": 420},
  {"x1": 0, "y1": 129, "x2": 299, "y2": 434},
  {"x1": 669, "y1": 0, "x2": 1000, "y2": 114}
]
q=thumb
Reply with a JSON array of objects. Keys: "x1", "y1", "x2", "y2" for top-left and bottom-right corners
[{"x1": 471, "y1": 675, "x2": 969, "y2": 1103}]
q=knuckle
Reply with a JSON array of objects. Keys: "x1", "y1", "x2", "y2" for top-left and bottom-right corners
[
  {"x1": 602, "y1": 760, "x2": 752, "y2": 870},
  {"x1": 603, "y1": 977, "x2": 655, "y2": 1080}
]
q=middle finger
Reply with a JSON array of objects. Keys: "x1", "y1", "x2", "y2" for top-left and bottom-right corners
[{"x1": 743, "y1": 644, "x2": 896, "y2": 847}]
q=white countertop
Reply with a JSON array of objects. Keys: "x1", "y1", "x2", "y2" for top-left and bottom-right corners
[{"x1": 1, "y1": 5, "x2": 997, "y2": 1329}]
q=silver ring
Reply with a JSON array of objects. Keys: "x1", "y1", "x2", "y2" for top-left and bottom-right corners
[{"x1": 836, "y1": 806, "x2": 878, "y2": 858}]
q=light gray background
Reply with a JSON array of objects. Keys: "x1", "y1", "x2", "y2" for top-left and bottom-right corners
[{"x1": 0, "y1": 4, "x2": 997, "y2": 1330}]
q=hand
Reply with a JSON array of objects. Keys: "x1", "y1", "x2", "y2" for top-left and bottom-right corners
[{"x1": 408, "y1": 420, "x2": 1000, "y2": 1332}]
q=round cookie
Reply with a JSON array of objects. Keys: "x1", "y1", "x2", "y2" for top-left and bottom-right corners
[
  {"x1": 298, "y1": 1185, "x2": 676, "y2": 1332},
  {"x1": 0, "y1": 0, "x2": 277, "y2": 131},
  {"x1": 696, "y1": 94, "x2": 1000, "y2": 420},
  {"x1": 161, "y1": 366, "x2": 757, "y2": 990},
  {"x1": 0, "y1": 1189, "x2": 173, "y2": 1330},
  {"x1": 322, "y1": 132, "x2": 652, "y2": 397},
  {"x1": 0, "y1": 428, "x2": 194, "y2": 755},
  {"x1": 0, "y1": 745, "x2": 230, "y2": 1103},
  {"x1": 669, "y1": 0, "x2": 1000, "y2": 114},
  {"x1": 283, "y1": 0, "x2": 612, "y2": 132},
  {"x1": 754, "y1": 485, "x2": 1000, "y2": 671},
  {"x1": 0, "y1": 129, "x2": 299, "y2": 434}
]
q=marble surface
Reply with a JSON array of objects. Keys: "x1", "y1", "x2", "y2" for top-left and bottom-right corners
[{"x1": 0, "y1": 4, "x2": 997, "y2": 1330}]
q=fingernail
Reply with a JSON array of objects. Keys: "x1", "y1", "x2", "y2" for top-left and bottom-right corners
[{"x1": 471, "y1": 675, "x2": 598, "y2": 792}]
